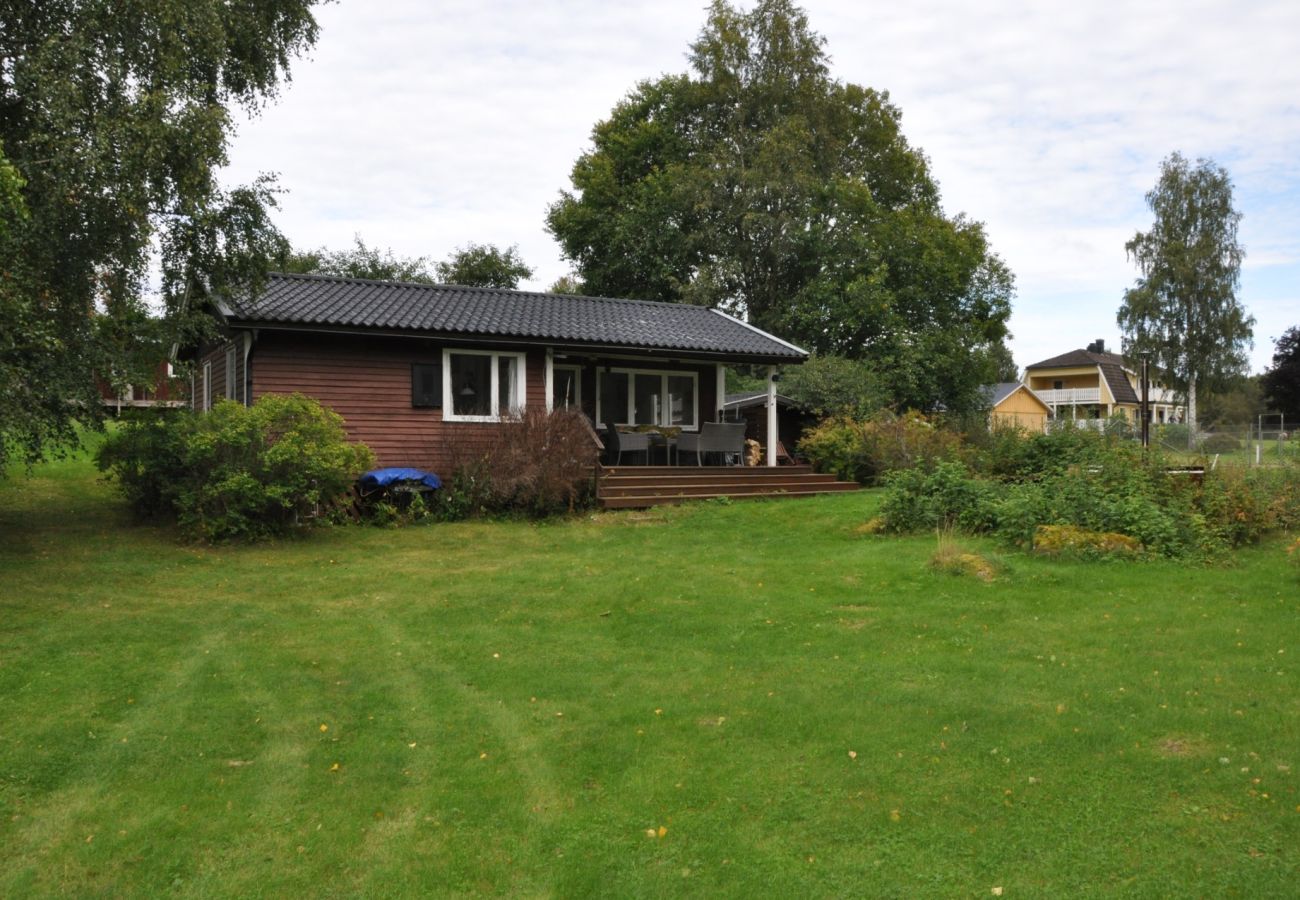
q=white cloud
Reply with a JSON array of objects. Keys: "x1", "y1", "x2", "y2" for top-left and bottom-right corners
[{"x1": 224, "y1": 0, "x2": 1300, "y2": 372}]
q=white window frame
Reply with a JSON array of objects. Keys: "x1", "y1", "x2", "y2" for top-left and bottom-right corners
[
  {"x1": 442, "y1": 348, "x2": 527, "y2": 423},
  {"x1": 596, "y1": 367, "x2": 699, "y2": 431},
  {"x1": 225, "y1": 346, "x2": 237, "y2": 401},
  {"x1": 202, "y1": 361, "x2": 212, "y2": 412},
  {"x1": 551, "y1": 364, "x2": 583, "y2": 410}
]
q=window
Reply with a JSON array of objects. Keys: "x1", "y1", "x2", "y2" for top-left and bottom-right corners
[
  {"x1": 411, "y1": 363, "x2": 441, "y2": 408},
  {"x1": 1053, "y1": 380, "x2": 1064, "y2": 390},
  {"x1": 443, "y1": 349, "x2": 526, "y2": 422},
  {"x1": 597, "y1": 368, "x2": 698, "y2": 430},
  {"x1": 225, "y1": 346, "x2": 237, "y2": 401},
  {"x1": 552, "y1": 365, "x2": 581, "y2": 409},
  {"x1": 202, "y1": 361, "x2": 212, "y2": 412}
]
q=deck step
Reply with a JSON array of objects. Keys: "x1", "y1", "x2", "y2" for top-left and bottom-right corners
[
  {"x1": 594, "y1": 464, "x2": 858, "y2": 509},
  {"x1": 599, "y1": 488, "x2": 855, "y2": 509}
]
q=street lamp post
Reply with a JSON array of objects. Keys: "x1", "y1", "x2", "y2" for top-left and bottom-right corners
[{"x1": 1140, "y1": 353, "x2": 1150, "y2": 449}]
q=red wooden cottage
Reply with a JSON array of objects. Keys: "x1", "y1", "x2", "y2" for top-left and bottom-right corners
[{"x1": 194, "y1": 274, "x2": 826, "y2": 487}]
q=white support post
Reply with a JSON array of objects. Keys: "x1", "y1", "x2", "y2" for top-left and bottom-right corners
[
  {"x1": 766, "y1": 366, "x2": 778, "y2": 467},
  {"x1": 715, "y1": 363, "x2": 726, "y2": 422},
  {"x1": 544, "y1": 348, "x2": 554, "y2": 412}
]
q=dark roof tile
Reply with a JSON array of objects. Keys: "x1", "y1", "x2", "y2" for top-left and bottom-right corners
[{"x1": 222, "y1": 273, "x2": 805, "y2": 361}]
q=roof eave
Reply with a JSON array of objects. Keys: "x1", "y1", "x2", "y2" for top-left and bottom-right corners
[{"x1": 222, "y1": 318, "x2": 806, "y2": 364}]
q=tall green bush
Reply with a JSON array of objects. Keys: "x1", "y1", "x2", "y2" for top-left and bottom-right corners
[
  {"x1": 799, "y1": 411, "x2": 967, "y2": 485},
  {"x1": 98, "y1": 394, "x2": 374, "y2": 541}
]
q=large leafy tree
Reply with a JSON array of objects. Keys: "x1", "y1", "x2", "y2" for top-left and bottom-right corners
[
  {"x1": 1117, "y1": 152, "x2": 1254, "y2": 436},
  {"x1": 0, "y1": 0, "x2": 323, "y2": 471},
  {"x1": 546, "y1": 0, "x2": 1014, "y2": 414},
  {"x1": 281, "y1": 236, "x2": 439, "y2": 284},
  {"x1": 434, "y1": 243, "x2": 533, "y2": 289},
  {"x1": 1260, "y1": 326, "x2": 1300, "y2": 421},
  {"x1": 282, "y1": 238, "x2": 533, "y2": 289}
]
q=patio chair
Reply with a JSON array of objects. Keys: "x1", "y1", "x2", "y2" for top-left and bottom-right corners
[
  {"x1": 603, "y1": 424, "x2": 651, "y2": 465},
  {"x1": 677, "y1": 422, "x2": 747, "y2": 466}
]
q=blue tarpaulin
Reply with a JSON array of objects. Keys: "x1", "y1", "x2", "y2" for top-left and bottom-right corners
[{"x1": 358, "y1": 467, "x2": 442, "y2": 491}]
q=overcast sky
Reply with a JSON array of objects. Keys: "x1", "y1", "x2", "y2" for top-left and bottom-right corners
[{"x1": 224, "y1": 0, "x2": 1299, "y2": 374}]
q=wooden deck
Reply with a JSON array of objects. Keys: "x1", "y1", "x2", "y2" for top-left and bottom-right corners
[{"x1": 596, "y1": 464, "x2": 859, "y2": 509}]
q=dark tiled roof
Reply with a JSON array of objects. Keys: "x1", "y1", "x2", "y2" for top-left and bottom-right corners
[
  {"x1": 1024, "y1": 348, "x2": 1139, "y2": 405},
  {"x1": 219, "y1": 273, "x2": 806, "y2": 362}
]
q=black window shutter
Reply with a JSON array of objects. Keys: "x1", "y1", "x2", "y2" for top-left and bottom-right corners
[{"x1": 412, "y1": 363, "x2": 442, "y2": 408}]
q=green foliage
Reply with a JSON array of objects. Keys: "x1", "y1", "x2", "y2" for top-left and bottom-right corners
[
  {"x1": 1199, "y1": 374, "x2": 1263, "y2": 429},
  {"x1": 548, "y1": 273, "x2": 585, "y2": 294},
  {"x1": 97, "y1": 394, "x2": 374, "y2": 541},
  {"x1": 1118, "y1": 152, "x2": 1254, "y2": 431},
  {"x1": 281, "y1": 235, "x2": 438, "y2": 283},
  {"x1": 993, "y1": 457, "x2": 1202, "y2": 559},
  {"x1": 1260, "y1": 325, "x2": 1300, "y2": 420},
  {"x1": 799, "y1": 411, "x2": 967, "y2": 485},
  {"x1": 435, "y1": 243, "x2": 533, "y2": 289},
  {"x1": 546, "y1": 0, "x2": 1014, "y2": 415},
  {"x1": 878, "y1": 423, "x2": 1300, "y2": 560},
  {"x1": 435, "y1": 408, "x2": 598, "y2": 519},
  {"x1": 879, "y1": 461, "x2": 998, "y2": 533},
  {"x1": 779, "y1": 353, "x2": 887, "y2": 418},
  {"x1": 1, "y1": 1, "x2": 324, "y2": 472}
]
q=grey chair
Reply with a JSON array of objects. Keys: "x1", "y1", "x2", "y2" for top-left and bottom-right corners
[
  {"x1": 677, "y1": 422, "x2": 747, "y2": 465},
  {"x1": 613, "y1": 429, "x2": 651, "y2": 465}
]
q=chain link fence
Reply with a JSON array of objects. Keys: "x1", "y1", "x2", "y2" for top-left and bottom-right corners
[{"x1": 1150, "y1": 424, "x2": 1298, "y2": 467}]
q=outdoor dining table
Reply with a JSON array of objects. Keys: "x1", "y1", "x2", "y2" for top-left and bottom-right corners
[{"x1": 647, "y1": 431, "x2": 677, "y2": 465}]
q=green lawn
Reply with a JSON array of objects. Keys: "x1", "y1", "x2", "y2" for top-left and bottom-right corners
[{"x1": 2, "y1": 447, "x2": 1297, "y2": 897}]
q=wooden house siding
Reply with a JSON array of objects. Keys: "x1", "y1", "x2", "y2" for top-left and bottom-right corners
[
  {"x1": 249, "y1": 332, "x2": 546, "y2": 472},
  {"x1": 197, "y1": 340, "x2": 247, "y2": 409},
  {"x1": 991, "y1": 387, "x2": 1050, "y2": 432}
]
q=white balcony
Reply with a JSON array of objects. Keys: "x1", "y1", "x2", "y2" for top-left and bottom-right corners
[{"x1": 1037, "y1": 387, "x2": 1101, "y2": 405}]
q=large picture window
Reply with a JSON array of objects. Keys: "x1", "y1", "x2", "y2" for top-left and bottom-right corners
[
  {"x1": 597, "y1": 368, "x2": 698, "y2": 430},
  {"x1": 443, "y1": 349, "x2": 526, "y2": 422}
]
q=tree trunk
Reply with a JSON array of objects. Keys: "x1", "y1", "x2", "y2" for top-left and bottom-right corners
[{"x1": 1186, "y1": 372, "x2": 1198, "y2": 448}]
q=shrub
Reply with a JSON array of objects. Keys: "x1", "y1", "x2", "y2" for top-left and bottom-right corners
[
  {"x1": 98, "y1": 394, "x2": 374, "y2": 541},
  {"x1": 94, "y1": 409, "x2": 192, "y2": 519},
  {"x1": 878, "y1": 461, "x2": 998, "y2": 533},
  {"x1": 799, "y1": 411, "x2": 966, "y2": 485},
  {"x1": 435, "y1": 407, "x2": 598, "y2": 519},
  {"x1": 993, "y1": 452, "x2": 1204, "y2": 558},
  {"x1": 1154, "y1": 422, "x2": 1191, "y2": 450}
]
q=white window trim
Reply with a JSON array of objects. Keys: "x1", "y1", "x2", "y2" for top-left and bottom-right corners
[
  {"x1": 552, "y1": 364, "x2": 583, "y2": 410},
  {"x1": 202, "y1": 361, "x2": 212, "y2": 412},
  {"x1": 442, "y1": 348, "x2": 528, "y2": 423},
  {"x1": 225, "y1": 346, "x2": 237, "y2": 401},
  {"x1": 596, "y1": 366, "x2": 699, "y2": 431}
]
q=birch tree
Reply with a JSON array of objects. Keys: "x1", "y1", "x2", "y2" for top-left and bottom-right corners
[{"x1": 1118, "y1": 153, "x2": 1253, "y2": 438}]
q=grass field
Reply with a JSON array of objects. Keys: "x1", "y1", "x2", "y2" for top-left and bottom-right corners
[{"x1": 1, "y1": 444, "x2": 1298, "y2": 897}]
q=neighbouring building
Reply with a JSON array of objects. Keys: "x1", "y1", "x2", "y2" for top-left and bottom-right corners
[
  {"x1": 984, "y1": 382, "x2": 1052, "y2": 432},
  {"x1": 1024, "y1": 340, "x2": 1183, "y2": 429}
]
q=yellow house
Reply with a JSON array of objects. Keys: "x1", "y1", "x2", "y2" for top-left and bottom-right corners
[
  {"x1": 986, "y1": 382, "x2": 1051, "y2": 432},
  {"x1": 1024, "y1": 340, "x2": 1183, "y2": 429}
]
